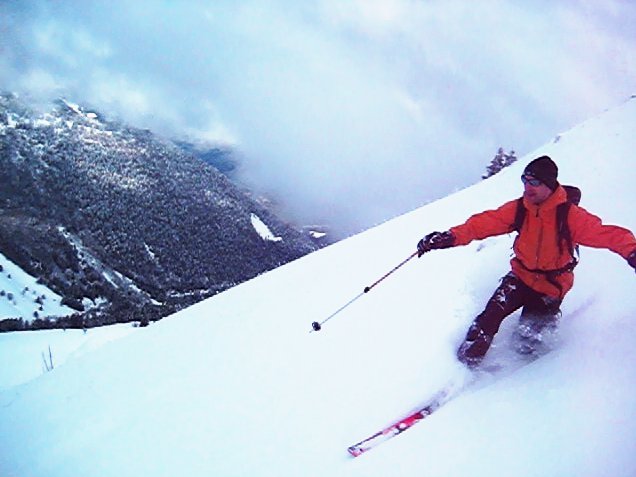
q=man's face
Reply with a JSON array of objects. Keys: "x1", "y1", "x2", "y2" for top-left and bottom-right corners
[{"x1": 522, "y1": 175, "x2": 553, "y2": 205}]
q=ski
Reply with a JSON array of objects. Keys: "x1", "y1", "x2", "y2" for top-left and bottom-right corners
[
  {"x1": 347, "y1": 385, "x2": 458, "y2": 457},
  {"x1": 346, "y1": 356, "x2": 534, "y2": 457}
]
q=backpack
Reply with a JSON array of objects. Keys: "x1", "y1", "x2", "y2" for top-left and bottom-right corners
[{"x1": 512, "y1": 185, "x2": 582, "y2": 258}]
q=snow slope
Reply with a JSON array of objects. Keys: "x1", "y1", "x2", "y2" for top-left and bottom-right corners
[
  {"x1": 0, "y1": 324, "x2": 138, "y2": 390},
  {"x1": 1, "y1": 97, "x2": 635, "y2": 477}
]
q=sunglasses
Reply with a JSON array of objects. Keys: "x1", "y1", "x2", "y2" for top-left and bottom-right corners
[{"x1": 521, "y1": 175, "x2": 543, "y2": 187}]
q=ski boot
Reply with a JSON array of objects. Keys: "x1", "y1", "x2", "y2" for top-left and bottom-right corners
[
  {"x1": 513, "y1": 314, "x2": 559, "y2": 358},
  {"x1": 457, "y1": 323, "x2": 493, "y2": 369}
]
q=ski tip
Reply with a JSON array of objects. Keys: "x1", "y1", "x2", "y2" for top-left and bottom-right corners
[{"x1": 347, "y1": 446, "x2": 364, "y2": 457}]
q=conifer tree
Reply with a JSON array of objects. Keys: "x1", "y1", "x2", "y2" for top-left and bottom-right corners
[{"x1": 483, "y1": 147, "x2": 517, "y2": 179}]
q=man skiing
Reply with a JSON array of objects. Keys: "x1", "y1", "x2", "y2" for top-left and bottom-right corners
[{"x1": 417, "y1": 156, "x2": 636, "y2": 367}]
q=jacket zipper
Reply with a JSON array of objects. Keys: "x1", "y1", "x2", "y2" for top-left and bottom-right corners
[
  {"x1": 532, "y1": 208, "x2": 543, "y2": 288},
  {"x1": 534, "y1": 208, "x2": 542, "y2": 269}
]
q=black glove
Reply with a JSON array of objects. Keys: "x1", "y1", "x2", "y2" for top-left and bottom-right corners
[
  {"x1": 628, "y1": 250, "x2": 636, "y2": 273},
  {"x1": 417, "y1": 231, "x2": 455, "y2": 257}
]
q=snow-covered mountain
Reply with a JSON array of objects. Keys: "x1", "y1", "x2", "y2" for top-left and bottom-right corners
[
  {"x1": 0, "y1": 93, "x2": 318, "y2": 330},
  {"x1": 0, "y1": 251, "x2": 73, "y2": 327},
  {"x1": 1, "y1": 97, "x2": 635, "y2": 476}
]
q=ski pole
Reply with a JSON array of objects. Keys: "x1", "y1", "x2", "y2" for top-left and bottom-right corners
[{"x1": 310, "y1": 251, "x2": 418, "y2": 332}]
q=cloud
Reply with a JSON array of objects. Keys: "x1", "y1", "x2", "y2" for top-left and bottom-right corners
[{"x1": 2, "y1": 0, "x2": 635, "y2": 237}]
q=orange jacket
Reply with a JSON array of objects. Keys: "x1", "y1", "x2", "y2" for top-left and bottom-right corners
[{"x1": 450, "y1": 186, "x2": 636, "y2": 298}]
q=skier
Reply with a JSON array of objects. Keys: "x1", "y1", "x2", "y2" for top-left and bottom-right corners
[{"x1": 416, "y1": 156, "x2": 636, "y2": 367}]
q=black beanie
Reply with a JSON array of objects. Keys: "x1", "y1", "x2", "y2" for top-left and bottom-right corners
[{"x1": 524, "y1": 156, "x2": 558, "y2": 191}]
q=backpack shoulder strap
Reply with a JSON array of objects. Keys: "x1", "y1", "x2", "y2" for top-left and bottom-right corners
[
  {"x1": 557, "y1": 184, "x2": 581, "y2": 258},
  {"x1": 512, "y1": 197, "x2": 526, "y2": 232},
  {"x1": 556, "y1": 201, "x2": 575, "y2": 257}
]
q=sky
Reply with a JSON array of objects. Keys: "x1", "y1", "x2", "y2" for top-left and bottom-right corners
[
  {"x1": 2, "y1": 0, "x2": 636, "y2": 236},
  {"x1": 1, "y1": 97, "x2": 635, "y2": 477}
]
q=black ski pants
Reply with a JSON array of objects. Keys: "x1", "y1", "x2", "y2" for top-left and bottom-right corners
[{"x1": 469, "y1": 272, "x2": 562, "y2": 344}]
